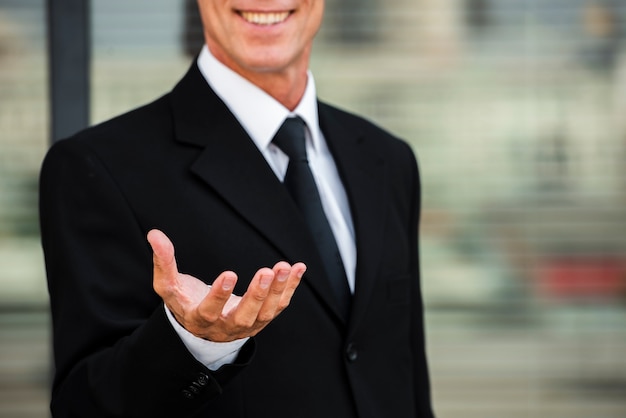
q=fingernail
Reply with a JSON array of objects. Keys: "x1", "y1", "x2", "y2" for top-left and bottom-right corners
[
  {"x1": 298, "y1": 268, "x2": 307, "y2": 278},
  {"x1": 222, "y1": 275, "x2": 236, "y2": 291},
  {"x1": 276, "y1": 269, "x2": 289, "y2": 282},
  {"x1": 259, "y1": 274, "x2": 273, "y2": 289}
]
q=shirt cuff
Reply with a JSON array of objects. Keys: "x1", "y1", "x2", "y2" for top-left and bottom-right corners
[{"x1": 164, "y1": 305, "x2": 249, "y2": 371}]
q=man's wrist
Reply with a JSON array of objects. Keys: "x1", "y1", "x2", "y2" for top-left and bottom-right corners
[{"x1": 164, "y1": 304, "x2": 249, "y2": 370}]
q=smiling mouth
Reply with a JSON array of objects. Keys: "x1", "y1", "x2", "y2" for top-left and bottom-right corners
[{"x1": 238, "y1": 11, "x2": 292, "y2": 26}]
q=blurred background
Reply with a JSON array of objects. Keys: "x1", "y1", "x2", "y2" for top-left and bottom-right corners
[{"x1": 1, "y1": 0, "x2": 625, "y2": 417}]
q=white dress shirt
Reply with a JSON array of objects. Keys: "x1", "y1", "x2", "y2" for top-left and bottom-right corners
[{"x1": 166, "y1": 45, "x2": 356, "y2": 370}]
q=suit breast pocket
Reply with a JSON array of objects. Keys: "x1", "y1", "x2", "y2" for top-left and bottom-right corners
[{"x1": 386, "y1": 274, "x2": 411, "y2": 306}]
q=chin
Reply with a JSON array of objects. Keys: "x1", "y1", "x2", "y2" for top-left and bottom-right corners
[{"x1": 241, "y1": 56, "x2": 295, "y2": 74}]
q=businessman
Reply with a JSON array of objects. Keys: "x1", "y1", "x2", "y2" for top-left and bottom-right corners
[{"x1": 40, "y1": 0, "x2": 434, "y2": 417}]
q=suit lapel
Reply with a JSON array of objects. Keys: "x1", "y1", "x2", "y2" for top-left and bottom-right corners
[
  {"x1": 169, "y1": 64, "x2": 349, "y2": 322},
  {"x1": 319, "y1": 104, "x2": 387, "y2": 331}
]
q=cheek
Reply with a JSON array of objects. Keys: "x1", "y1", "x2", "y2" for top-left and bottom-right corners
[
  {"x1": 203, "y1": 17, "x2": 241, "y2": 60},
  {"x1": 199, "y1": 4, "x2": 233, "y2": 41},
  {"x1": 305, "y1": 5, "x2": 324, "y2": 40}
]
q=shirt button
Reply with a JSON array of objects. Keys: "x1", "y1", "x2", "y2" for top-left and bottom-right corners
[{"x1": 345, "y1": 343, "x2": 358, "y2": 362}]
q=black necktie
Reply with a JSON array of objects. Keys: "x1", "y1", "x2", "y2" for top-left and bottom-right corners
[{"x1": 273, "y1": 116, "x2": 351, "y2": 319}]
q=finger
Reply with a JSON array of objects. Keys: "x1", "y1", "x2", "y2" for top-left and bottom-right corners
[
  {"x1": 277, "y1": 262, "x2": 306, "y2": 311},
  {"x1": 147, "y1": 229, "x2": 179, "y2": 296},
  {"x1": 255, "y1": 262, "x2": 292, "y2": 322},
  {"x1": 231, "y1": 267, "x2": 275, "y2": 327},
  {"x1": 197, "y1": 271, "x2": 239, "y2": 324}
]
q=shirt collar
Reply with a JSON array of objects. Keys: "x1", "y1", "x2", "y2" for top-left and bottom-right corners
[{"x1": 197, "y1": 45, "x2": 321, "y2": 153}]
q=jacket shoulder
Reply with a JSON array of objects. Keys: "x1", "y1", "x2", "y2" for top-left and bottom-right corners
[
  {"x1": 319, "y1": 101, "x2": 396, "y2": 138},
  {"x1": 318, "y1": 100, "x2": 417, "y2": 164},
  {"x1": 63, "y1": 94, "x2": 174, "y2": 146}
]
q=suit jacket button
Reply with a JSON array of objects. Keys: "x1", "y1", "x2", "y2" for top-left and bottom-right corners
[
  {"x1": 346, "y1": 343, "x2": 358, "y2": 362},
  {"x1": 182, "y1": 389, "x2": 195, "y2": 400},
  {"x1": 197, "y1": 373, "x2": 209, "y2": 386}
]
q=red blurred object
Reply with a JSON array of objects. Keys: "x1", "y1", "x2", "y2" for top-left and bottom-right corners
[{"x1": 536, "y1": 257, "x2": 626, "y2": 299}]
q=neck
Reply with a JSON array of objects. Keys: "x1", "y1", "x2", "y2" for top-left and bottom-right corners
[
  {"x1": 245, "y1": 69, "x2": 308, "y2": 111},
  {"x1": 207, "y1": 45, "x2": 311, "y2": 111}
]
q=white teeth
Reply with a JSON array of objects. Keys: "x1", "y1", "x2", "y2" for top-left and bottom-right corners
[{"x1": 240, "y1": 11, "x2": 290, "y2": 25}]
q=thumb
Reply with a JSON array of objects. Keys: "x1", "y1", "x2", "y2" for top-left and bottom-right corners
[{"x1": 147, "y1": 229, "x2": 178, "y2": 292}]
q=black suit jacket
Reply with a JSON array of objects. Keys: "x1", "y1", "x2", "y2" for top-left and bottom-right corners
[{"x1": 40, "y1": 62, "x2": 434, "y2": 418}]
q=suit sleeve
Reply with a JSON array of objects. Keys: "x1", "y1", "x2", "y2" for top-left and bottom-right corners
[
  {"x1": 406, "y1": 145, "x2": 435, "y2": 418},
  {"x1": 39, "y1": 138, "x2": 253, "y2": 417}
]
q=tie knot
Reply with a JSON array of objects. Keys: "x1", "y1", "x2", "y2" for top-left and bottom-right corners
[{"x1": 273, "y1": 116, "x2": 307, "y2": 162}]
